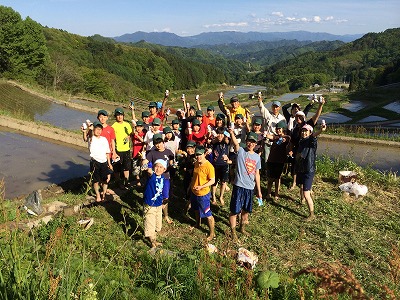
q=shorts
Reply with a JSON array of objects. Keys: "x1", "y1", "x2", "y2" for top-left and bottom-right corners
[
  {"x1": 90, "y1": 159, "x2": 111, "y2": 183},
  {"x1": 113, "y1": 150, "x2": 132, "y2": 173},
  {"x1": 190, "y1": 192, "x2": 212, "y2": 218},
  {"x1": 143, "y1": 205, "x2": 162, "y2": 238},
  {"x1": 213, "y1": 164, "x2": 229, "y2": 184},
  {"x1": 230, "y1": 185, "x2": 254, "y2": 215},
  {"x1": 267, "y1": 162, "x2": 285, "y2": 180},
  {"x1": 296, "y1": 172, "x2": 315, "y2": 191}
]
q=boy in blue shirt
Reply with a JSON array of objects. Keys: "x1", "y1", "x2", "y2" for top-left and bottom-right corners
[{"x1": 143, "y1": 159, "x2": 167, "y2": 248}]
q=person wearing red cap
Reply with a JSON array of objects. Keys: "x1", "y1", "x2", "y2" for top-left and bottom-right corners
[{"x1": 295, "y1": 122, "x2": 327, "y2": 221}]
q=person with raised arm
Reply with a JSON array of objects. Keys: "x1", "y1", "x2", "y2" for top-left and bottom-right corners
[
  {"x1": 257, "y1": 94, "x2": 286, "y2": 175},
  {"x1": 228, "y1": 129, "x2": 262, "y2": 242}
]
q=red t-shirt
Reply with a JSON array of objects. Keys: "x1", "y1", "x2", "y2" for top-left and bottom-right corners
[
  {"x1": 132, "y1": 131, "x2": 146, "y2": 158},
  {"x1": 203, "y1": 115, "x2": 216, "y2": 127},
  {"x1": 100, "y1": 125, "x2": 116, "y2": 155}
]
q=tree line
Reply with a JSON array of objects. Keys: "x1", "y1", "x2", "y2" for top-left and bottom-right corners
[{"x1": 252, "y1": 28, "x2": 400, "y2": 93}]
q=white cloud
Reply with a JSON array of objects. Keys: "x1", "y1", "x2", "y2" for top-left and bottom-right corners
[
  {"x1": 152, "y1": 28, "x2": 171, "y2": 32},
  {"x1": 204, "y1": 22, "x2": 248, "y2": 29},
  {"x1": 313, "y1": 16, "x2": 321, "y2": 23},
  {"x1": 326, "y1": 16, "x2": 334, "y2": 21},
  {"x1": 272, "y1": 11, "x2": 284, "y2": 17}
]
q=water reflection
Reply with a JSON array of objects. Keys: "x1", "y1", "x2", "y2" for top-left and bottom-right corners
[{"x1": 0, "y1": 127, "x2": 89, "y2": 199}]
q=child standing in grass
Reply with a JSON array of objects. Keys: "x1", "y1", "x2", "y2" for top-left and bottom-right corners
[
  {"x1": 265, "y1": 120, "x2": 291, "y2": 201},
  {"x1": 143, "y1": 159, "x2": 167, "y2": 248},
  {"x1": 88, "y1": 121, "x2": 112, "y2": 202},
  {"x1": 295, "y1": 123, "x2": 326, "y2": 220}
]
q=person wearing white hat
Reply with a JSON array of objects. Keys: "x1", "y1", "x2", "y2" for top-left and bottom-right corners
[
  {"x1": 295, "y1": 122, "x2": 327, "y2": 221},
  {"x1": 143, "y1": 159, "x2": 168, "y2": 248}
]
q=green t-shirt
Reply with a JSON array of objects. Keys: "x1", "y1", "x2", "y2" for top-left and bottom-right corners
[{"x1": 112, "y1": 121, "x2": 132, "y2": 152}]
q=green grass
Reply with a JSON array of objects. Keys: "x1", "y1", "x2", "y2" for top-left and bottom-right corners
[{"x1": 1, "y1": 155, "x2": 399, "y2": 299}]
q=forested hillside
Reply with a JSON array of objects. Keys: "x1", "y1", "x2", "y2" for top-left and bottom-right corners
[
  {"x1": 0, "y1": 6, "x2": 244, "y2": 101},
  {"x1": 253, "y1": 28, "x2": 400, "y2": 93},
  {"x1": 199, "y1": 40, "x2": 344, "y2": 68}
]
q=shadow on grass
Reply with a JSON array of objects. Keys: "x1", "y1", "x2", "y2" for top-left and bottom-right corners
[{"x1": 267, "y1": 195, "x2": 308, "y2": 218}]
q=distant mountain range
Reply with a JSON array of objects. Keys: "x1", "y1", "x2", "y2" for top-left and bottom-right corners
[{"x1": 113, "y1": 31, "x2": 363, "y2": 47}]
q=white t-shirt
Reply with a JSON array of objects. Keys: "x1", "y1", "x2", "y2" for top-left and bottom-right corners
[{"x1": 89, "y1": 136, "x2": 110, "y2": 163}]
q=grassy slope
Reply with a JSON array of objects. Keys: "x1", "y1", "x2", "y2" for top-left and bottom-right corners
[{"x1": 1, "y1": 155, "x2": 399, "y2": 299}]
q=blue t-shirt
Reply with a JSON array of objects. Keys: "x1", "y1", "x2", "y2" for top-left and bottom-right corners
[
  {"x1": 144, "y1": 173, "x2": 165, "y2": 207},
  {"x1": 234, "y1": 147, "x2": 261, "y2": 190}
]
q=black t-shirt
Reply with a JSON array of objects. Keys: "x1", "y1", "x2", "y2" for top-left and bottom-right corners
[{"x1": 146, "y1": 148, "x2": 174, "y2": 179}]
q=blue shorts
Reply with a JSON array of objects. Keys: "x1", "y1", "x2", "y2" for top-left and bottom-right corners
[
  {"x1": 230, "y1": 185, "x2": 254, "y2": 215},
  {"x1": 190, "y1": 192, "x2": 212, "y2": 218},
  {"x1": 296, "y1": 172, "x2": 315, "y2": 191}
]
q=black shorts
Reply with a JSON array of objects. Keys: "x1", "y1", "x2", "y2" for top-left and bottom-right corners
[
  {"x1": 213, "y1": 164, "x2": 229, "y2": 184},
  {"x1": 113, "y1": 150, "x2": 132, "y2": 173},
  {"x1": 296, "y1": 172, "x2": 315, "y2": 191},
  {"x1": 90, "y1": 159, "x2": 110, "y2": 183},
  {"x1": 267, "y1": 162, "x2": 285, "y2": 180}
]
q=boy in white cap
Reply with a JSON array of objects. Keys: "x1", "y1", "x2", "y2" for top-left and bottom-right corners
[{"x1": 143, "y1": 159, "x2": 167, "y2": 248}]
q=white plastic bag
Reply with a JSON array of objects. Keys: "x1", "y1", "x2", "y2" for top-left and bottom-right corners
[{"x1": 339, "y1": 182, "x2": 368, "y2": 198}]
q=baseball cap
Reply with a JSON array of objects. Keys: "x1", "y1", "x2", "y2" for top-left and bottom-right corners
[
  {"x1": 136, "y1": 120, "x2": 144, "y2": 126},
  {"x1": 93, "y1": 121, "x2": 103, "y2": 128},
  {"x1": 114, "y1": 107, "x2": 124, "y2": 115},
  {"x1": 149, "y1": 101, "x2": 157, "y2": 108},
  {"x1": 207, "y1": 105, "x2": 215, "y2": 111},
  {"x1": 302, "y1": 124, "x2": 313, "y2": 133},
  {"x1": 272, "y1": 101, "x2": 281, "y2": 107},
  {"x1": 186, "y1": 141, "x2": 196, "y2": 148},
  {"x1": 142, "y1": 111, "x2": 150, "y2": 117},
  {"x1": 97, "y1": 109, "x2": 108, "y2": 116},
  {"x1": 152, "y1": 118, "x2": 161, "y2": 126},
  {"x1": 196, "y1": 110, "x2": 203, "y2": 117},
  {"x1": 276, "y1": 120, "x2": 287, "y2": 129},
  {"x1": 154, "y1": 159, "x2": 167, "y2": 169},
  {"x1": 163, "y1": 126, "x2": 172, "y2": 134},
  {"x1": 235, "y1": 113, "x2": 244, "y2": 119},
  {"x1": 246, "y1": 132, "x2": 258, "y2": 142},
  {"x1": 216, "y1": 113, "x2": 225, "y2": 120},
  {"x1": 192, "y1": 119, "x2": 201, "y2": 126},
  {"x1": 291, "y1": 103, "x2": 301, "y2": 110},
  {"x1": 253, "y1": 118, "x2": 262, "y2": 125},
  {"x1": 172, "y1": 119, "x2": 180, "y2": 125},
  {"x1": 230, "y1": 96, "x2": 239, "y2": 103},
  {"x1": 153, "y1": 133, "x2": 163, "y2": 142},
  {"x1": 189, "y1": 105, "x2": 196, "y2": 111},
  {"x1": 195, "y1": 146, "x2": 206, "y2": 155}
]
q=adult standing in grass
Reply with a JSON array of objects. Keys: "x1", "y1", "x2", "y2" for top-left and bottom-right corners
[
  {"x1": 295, "y1": 123, "x2": 326, "y2": 220},
  {"x1": 228, "y1": 130, "x2": 262, "y2": 242},
  {"x1": 112, "y1": 107, "x2": 132, "y2": 190},
  {"x1": 190, "y1": 146, "x2": 216, "y2": 241}
]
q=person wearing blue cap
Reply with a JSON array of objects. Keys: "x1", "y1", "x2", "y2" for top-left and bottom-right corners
[{"x1": 257, "y1": 93, "x2": 286, "y2": 176}]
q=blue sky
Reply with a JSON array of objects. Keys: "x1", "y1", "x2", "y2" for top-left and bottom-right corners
[{"x1": 1, "y1": 0, "x2": 399, "y2": 37}]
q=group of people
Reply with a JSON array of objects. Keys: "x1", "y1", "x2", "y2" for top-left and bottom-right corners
[{"x1": 81, "y1": 91, "x2": 327, "y2": 247}]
